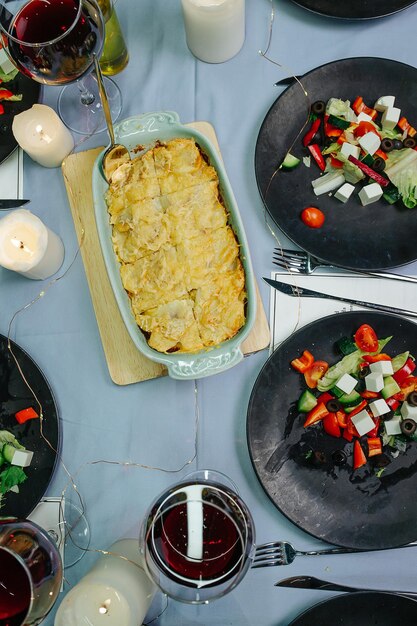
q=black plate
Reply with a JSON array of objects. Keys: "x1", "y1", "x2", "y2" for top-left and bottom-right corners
[
  {"x1": 289, "y1": 592, "x2": 417, "y2": 625},
  {"x1": 0, "y1": 334, "x2": 59, "y2": 517},
  {"x1": 290, "y1": 0, "x2": 417, "y2": 20},
  {"x1": 0, "y1": 62, "x2": 41, "y2": 165},
  {"x1": 255, "y1": 57, "x2": 417, "y2": 271},
  {"x1": 247, "y1": 311, "x2": 417, "y2": 549}
]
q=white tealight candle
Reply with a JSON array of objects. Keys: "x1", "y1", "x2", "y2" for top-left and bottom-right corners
[
  {"x1": 181, "y1": 0, "x2": 245, "y2": 63},
  {"x1": 12, "y1": 104, "x2": 74, "y2": 168},
  {"x1": 54, "y1": 540, "x2": 156, "y2": 626},
  {"x1": 0, "y1": 209, "x2": 64, "y2": 280}
]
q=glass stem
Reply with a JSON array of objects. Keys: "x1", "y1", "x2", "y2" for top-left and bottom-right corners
[{"x1": 78, "y1": 78, "x2": 95, "y2": 106}]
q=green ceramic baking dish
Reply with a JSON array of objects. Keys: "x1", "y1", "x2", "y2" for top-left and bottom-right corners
[{"x1": 92, "y1": 111, "x2": 256, "y2": 380}]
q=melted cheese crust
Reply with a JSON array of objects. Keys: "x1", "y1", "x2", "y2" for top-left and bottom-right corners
[{"x1": 106, "y1": 138, "x2": 246, "y2": 353}]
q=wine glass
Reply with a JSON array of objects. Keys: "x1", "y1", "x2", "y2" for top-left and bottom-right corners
[
  {"x1": 139, "y1": 469, "x2": 256, "y2": 604},
  {"x1": 0, "y1": 517, "x2": 63, "y2": 625},
  {"x1": 0, "y1": 0, "x2": 122, "y2": 134}
]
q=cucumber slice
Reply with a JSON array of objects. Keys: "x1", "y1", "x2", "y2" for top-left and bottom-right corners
[
  {"x1": 298, "y1": 390, "x2": 317, "y2": 413},
  {"x1": 335, "y1": 336, "x2": 357, "y2": 356},
  {"x1": 2, "y1": 444, "x2": 16, "y2": 464},
  {"x1": 338, "y1": 389, "x2": 361, "y2": 407},
  {"x1": 281, "y1": 153, "x2": 301, "y2": 171},
  {"x1": 381, "y1": 376, "x2": 401, "y2": 400}
]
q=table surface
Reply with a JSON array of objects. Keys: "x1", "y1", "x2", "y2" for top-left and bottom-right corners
[{"x1": 2, "y1": 1, "x2": 417, "y2": 624}]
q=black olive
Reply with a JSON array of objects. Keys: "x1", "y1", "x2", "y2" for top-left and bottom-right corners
[
  {"x1": 393, "y1": 139, "x2": 404, "y2": 151},
  {"x1": 381, "y1": 410, "x2": 394, "y2": 421},
  {"x1": 401, "y1": 419, "x2": 417, "y2": 436},
  {"x1": 380, "y1": 138, "x2": 394, "y2": 153},
  {"x1": 404, "y1": 137, "x2": 417, "y2": 149},
  {"x1": 311, "y1": 101, "x2": 326, "y2": 116},
  {"x1": 372, "y1": 157, "x2": 386, "y2": 172},
  {"x1": 358, "y1": 366, "x2": 370, "y2": 379},
  {"x1": 332, "y1": 449, "x2": 347, "y2": 466},
  {"x1": 326, "y1": 399, "x2": 342, "y2": 413},
  {"x1": 407, "y1": 391, "x2": 417, "y2": 406}
]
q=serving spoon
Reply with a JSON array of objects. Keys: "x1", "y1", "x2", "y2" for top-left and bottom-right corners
[{"x1": 93, "y1": 54, "x2": 130, "y2": 183}]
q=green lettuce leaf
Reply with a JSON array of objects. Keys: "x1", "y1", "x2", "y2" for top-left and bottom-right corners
[
  {"x1": 385, "y1": 148, "x2": 417, "y2": 209},
  {"x1": 325, "y1": 98, "x2": 356, "y2": 122},
  {"x1": 317, "y1": 336, "x2": 393, "y2": 392},
  {"x1": 0, "y1": 466, "x2": 27, "y2": 494},
  {"x1": 0, "y1": 430, "x2": 24, "y2": 450}
]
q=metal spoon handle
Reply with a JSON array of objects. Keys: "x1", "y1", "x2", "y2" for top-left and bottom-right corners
[{"x1": 93, "y1": 53, "x2": 115, "y2": 145}]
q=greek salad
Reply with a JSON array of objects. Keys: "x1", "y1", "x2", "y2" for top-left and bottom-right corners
[
  {"x1": 291, "y1": 323, "x2": 417, "y2": 474},
  {"x1": 282, "y1": 95, "x2": 417, "y2": 223},
  {"x1": 0, "y1": 41, "x2": 22, "y2": 115}
]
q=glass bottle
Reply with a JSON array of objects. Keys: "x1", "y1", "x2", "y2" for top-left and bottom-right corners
[{"x1": 98, "y1": 0, "x2": 129, "y2": 75}]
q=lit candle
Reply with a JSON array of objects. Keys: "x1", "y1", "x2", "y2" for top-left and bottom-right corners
[
  {"x1": 12, "y1": 104, "x2": 74, "y2": 168},
  {"x1": 181, "y1": 0, "x2": 245, "y2": 63},
  {"x1": 54, "y1": 539, "x2": 156, "y2": 626},
  {"x1": 0, "y1": 209, "x2": 64, "y2": 280}
]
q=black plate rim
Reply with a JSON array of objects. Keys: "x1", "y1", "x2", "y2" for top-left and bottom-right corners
[
  {"x1": 255, "y1": 56, "x2": 417, "y2": 272},
  {"x1": 290, "y1": 0, "x2": 417, "y2": 20},
  {"x1": 0, "y1": 333, "x2": 61, "y2": 517},
  {"x1": 246, "y1": 311, "x2": 417, "y2": 549},
  {"x1": 288, "y1": 591, "x2": 417, "y2": 625}
]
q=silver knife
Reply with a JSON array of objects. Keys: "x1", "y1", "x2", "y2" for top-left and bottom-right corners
[
  {"x1": 263, "y1": 277, "x2": 417, "y2": 319},
  {"x1": 275, "y1": 575, "x2": 417, "y2": 597},
  {"x1": 0, "y1": 199, "x2": 30, "y2": 210}
]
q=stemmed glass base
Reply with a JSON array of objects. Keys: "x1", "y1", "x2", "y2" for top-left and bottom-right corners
[
  {"x1": 55, "y1": 500, "x2": 91, "y2": 569},
  {"x1": 57, "y1": 72, "x2": 122, "y2": 135}
]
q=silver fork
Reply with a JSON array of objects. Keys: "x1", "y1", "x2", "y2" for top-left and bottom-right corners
[
  {"x1": 251, "y1": 540, "x2": 417, "y2": 568},
  {"x1": 272, "y1": 248, "x2": 417, "y2": 284}
]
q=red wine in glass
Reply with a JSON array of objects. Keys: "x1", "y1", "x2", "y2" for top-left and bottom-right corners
[
  {"x1": 7, "y1": 0, "x2": 102, "y2": 85},
  {"x1": 0, "y1": 548, "x2": 31, "y2": 626}
]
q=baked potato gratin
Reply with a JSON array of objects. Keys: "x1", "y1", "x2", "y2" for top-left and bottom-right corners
[{"x1": 105, "y1": 137, "x2": 246, "y2": 353}]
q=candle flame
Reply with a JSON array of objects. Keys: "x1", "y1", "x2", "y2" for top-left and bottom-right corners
[{"x1": 35, "y1": 124, "x2": 53, "y2": 144}]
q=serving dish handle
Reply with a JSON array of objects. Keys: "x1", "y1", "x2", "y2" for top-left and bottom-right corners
[{"x1": 166, "y1": 346, "x2": 244, "y2": 380}]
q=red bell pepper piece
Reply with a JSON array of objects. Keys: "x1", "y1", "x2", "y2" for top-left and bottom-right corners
[
  {"x1": 303, "y1": 402, "x2": 329, "y2": 428},
  {"x1": 308, "y1": 143, "x2": 326, "y2": 171},
  {"x1": 330, "y1": 155, "x2": 344, "y2": 168},
  {"x1": 347, "y1": 399, "x2": 368, "y2": 418},
  {"x1": 353, "y1": 440, "x2": 367, "y2": 470},
  {"x1": 343, "y1": 428, "x2": 354, "y2": 442},
  {"x1": 352, "y1": 97, "x2": 377, "y2": 121},
  {"x1": 291, "y1": 350, "x2": 315, "y2": 373},
  {"x1": 324, "y1": 114, "x2": 343, "y2": 138},
  {"x1": 302, "y1": 117, "x2": 321, "y2": 147},
  {"x1": 336, "y1": 410, "x2": 348, "y2": 429},
  {"x1": 374, "y1": 149, "x2": 388, "y2": 161},
  {"x1": 15, "y1": 407, "x2": 39, "y2": 424},
  {"x1": 322, "y1": 413, "x2": 341, "y2": 438},
  {"x1": 394, "y1": 376, "x2": 417, "y2": 401},
  {"x1": 393, "y1": 357, "x2": 416, "y2": 385},
  {"x1": 397, "y1": 117, "x2": 416, "y2": 137},
  {"x1": 360, "y1": 390, "x2": 380, "y2": 399},
  {"x1": 0, "y1": 103, "x2": 4, "y2": 115},
  {"x1": 348, "y1": 155, "x2": 389, "y2": 187},
  {"x1": 317, "y1": 392, "x2": 333, "y2": 405},
  {"x1": 363, "y1": 353, "x2": 391, "y2": 363},
  {"x1": 367, "y1": 436, "x2": 382, "y2": 457},
  {"x1": 386, "y1": 396, "x2": 400, "y2": 412},
  {"x1": 0, "y1": 88, "x2": 13, "y2": 101}
]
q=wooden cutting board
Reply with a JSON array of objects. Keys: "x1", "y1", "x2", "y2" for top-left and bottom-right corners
[{"x1": 61, "y1": 121, "x2": 270, "y2": 385}]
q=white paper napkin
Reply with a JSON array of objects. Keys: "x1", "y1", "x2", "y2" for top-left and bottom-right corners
[{"x1": 0, "y1": 148, "x2": 24, "y2": 198}]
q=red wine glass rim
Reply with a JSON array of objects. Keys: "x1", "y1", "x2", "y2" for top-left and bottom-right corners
[{"x1": 0, "y1": 0, "x2": 89, "y2": 48}]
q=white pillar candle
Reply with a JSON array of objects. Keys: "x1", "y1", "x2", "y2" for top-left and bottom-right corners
[
  {"x1": 181, "y1": 0, "x2": 245, "y2": 63},
  {"x1": 0, "y1": 209, "x2": 64, "y2": 280},
  {"x1": 54, "y1": 539, "x2": 157, "y2": 626},
  {"x1": 12, "y1": 104, "x2": 74, "y2": 168}
]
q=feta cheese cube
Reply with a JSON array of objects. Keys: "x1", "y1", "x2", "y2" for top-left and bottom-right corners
[
  {"x1": 384, "y1": 416, "x2": 402, "y2": 436},
  {"x1": 368, "y1": 398, "x2": 391, "y2": 417},
  {"x1": 358, "y1": 183, "x2": 383, "y2": 206},
  {"x1": 381, "y1": 106, "x2": 401, "y2": 130},
  {"x1": 340, "y1": 142, "x2": 361, "y2": 160},
  {"x1": 358, "y1": 132, "x2": 381, "y2": 155},
  {"x1": 369, "y1": 360, "x2": 394, "y2": 376},
  {"x1": 356, "y1": 112, "x2": 373, "y2": 123},
  {"x1": 335, "y1": 373, "x2": 358, "y2": 394},
  {"x1": 400, "y1": 402, "x2": 417, "y2": 421},
  {"x1": 365, "y1": 372, "x2": 384, "y2": 392},
  {"x1": 374, "y1": 96, "x2": 395, "y2": 112},
  {"x1": 351, "y1": 410, "x2": 376, "y2": 436},
  {"x1": 334, "y1": 182, "x2": 355, "y2": 203},
  {"x1": 11, "y1": 449, "x2": 34, "y2": 468}
]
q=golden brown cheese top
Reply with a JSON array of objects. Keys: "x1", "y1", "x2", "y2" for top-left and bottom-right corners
[{"x1": 106, "y1": 137, "x2": 246, "y2": 353}]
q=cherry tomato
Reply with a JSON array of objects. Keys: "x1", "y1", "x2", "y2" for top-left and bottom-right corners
[
  {"x1": 354, "y1": 324, "x2": 378, "y2": 352},
  {"x1": 354, "y1": 121, "x2": 380, "y2": 138},
  {"x1": 301, "y1": 207, "x2": 325, "y2": 229},
  {"x1": 304, "y1": 360, "x2": 329, "y2": 388}
]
